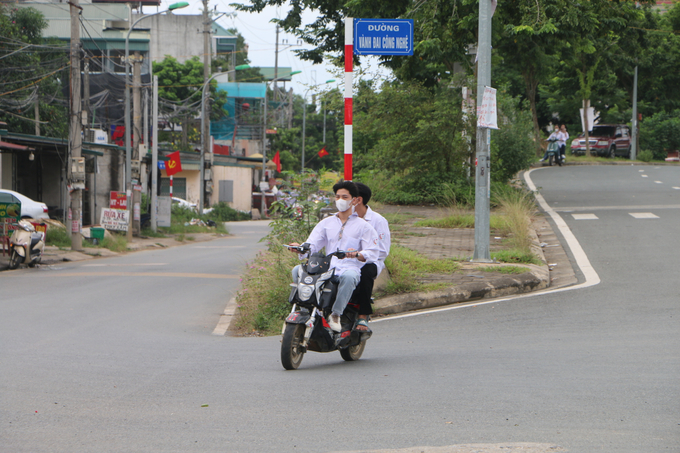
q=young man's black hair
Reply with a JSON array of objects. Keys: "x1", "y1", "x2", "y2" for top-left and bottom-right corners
[
  {"x1": 354, "y1": 182, "x2": 372, "y2": 206},
  {"x1": 333, "y1": 180, "x2": 358, "y2": 198}
]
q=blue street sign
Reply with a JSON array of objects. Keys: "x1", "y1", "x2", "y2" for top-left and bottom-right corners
[
  {"x1": 158, "y1": 161, "x2": 165, "y2": 170},
  {"x1": 354, "y1": 19, "x2": 414, "y2": 56}
]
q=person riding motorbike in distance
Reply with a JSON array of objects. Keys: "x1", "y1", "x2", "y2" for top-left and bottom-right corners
[
  {"x1": 288, "y1": 181, "x2": 380, "y2": 332},
  {"x1": 351, "y1": 182, "x2": 391, "y2": 332}
]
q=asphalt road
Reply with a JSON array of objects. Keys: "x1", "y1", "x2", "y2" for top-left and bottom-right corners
[{"x1": 1, "y1": 166, "x2": 679, "y2": 452}]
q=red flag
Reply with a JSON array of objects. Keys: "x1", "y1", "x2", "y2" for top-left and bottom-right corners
[
  {"x1": 318, "y1": 146, "x2": 329, "y2": 158},
  {"x1": 272, "y1": 150, "x2": 281, "y2": 173},
  {"x1": 165, "y1": 151, "x2": 182, "y2": 176}
]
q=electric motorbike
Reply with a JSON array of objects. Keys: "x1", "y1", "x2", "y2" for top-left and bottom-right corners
[
  {"x1": 546, "y1": 138, "x2": 563, "y2": 166},
  {"x1": 281, "y1": 243, "x2": 372, "y2": 370},
  {"x1": 8, "y1": 219, "x2": 45, "y2": 269}
]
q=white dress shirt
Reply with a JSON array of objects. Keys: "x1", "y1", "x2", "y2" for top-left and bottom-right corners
[
  {"x1": 363, "y1": 206, "x2": 391, "y2": 275},
  {"x1": 304, "y1": 212, "x2": 379, "y2": 276}
]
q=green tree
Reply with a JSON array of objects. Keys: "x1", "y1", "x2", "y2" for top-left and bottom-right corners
[
  {"x1": 153, "y1": 56, "x2": 228, "y2": 150},
  {"x1": 0, "y1": 5, "x2": 69, "y2": 137}
]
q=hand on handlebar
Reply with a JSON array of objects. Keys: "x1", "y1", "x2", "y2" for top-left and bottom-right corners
[{"x1": 344, "y1": 248, "x2": 365, "y2": 262}]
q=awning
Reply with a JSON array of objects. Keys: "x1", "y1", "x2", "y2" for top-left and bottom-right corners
[{"x1": 0, "y1": 140, "x2": 32, "y2": 151}]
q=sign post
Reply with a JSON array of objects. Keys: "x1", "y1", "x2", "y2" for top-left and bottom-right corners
[{"x1": 343, "y1": 18, "x2": 414, "y2": 181}]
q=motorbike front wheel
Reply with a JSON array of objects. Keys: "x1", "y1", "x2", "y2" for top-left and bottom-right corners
[
  {"x1": 8, "y1": 250, "x2": 21, "y2": 270},
  {"x1": 548, "y1": 155, "x2": 554, "y2": 166},
  {"x1": 340, "y1": 341, "x2": 366, "y2": 362},
  {"x1": 281, "y1": 323, "x2": 306, "y2": 370}
]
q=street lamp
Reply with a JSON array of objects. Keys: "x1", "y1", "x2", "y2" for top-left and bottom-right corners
[
  {"x1": 301, "y1": 79, "x2": 335, "y2": 172},
  {"x1": 199, "y1": 64, "x2": 250, "y2": 211},
  {"x1": 124, "y1": 1, "x2": 188, "y2": 237},
  {"x1": 260, "y1": 71, "x2": 301, "y2": 216}
]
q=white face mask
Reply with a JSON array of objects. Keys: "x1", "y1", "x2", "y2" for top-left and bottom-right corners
[{"x1": 335, "y1": 198, "x2": 352, "y2": 212}]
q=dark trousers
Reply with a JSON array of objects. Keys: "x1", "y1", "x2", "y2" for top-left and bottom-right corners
[{"x1": 357, "y1": 263, "x2": 378, "y2": 315}]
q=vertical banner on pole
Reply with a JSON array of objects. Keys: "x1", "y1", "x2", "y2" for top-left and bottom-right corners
[{"x1": 344, "y1": 18, "x2": 354, "y2": 181}]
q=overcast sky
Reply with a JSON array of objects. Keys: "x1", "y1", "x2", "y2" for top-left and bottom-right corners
[{"x1": 155, "y1": 0, "x2": 391, "y2": 101}]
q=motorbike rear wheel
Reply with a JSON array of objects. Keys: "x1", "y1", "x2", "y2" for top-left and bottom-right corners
[
  {"x1": 281, "y1": 323, "x2": 306, "y2": 370},
  {"x1": 8, "y1": 250, "x2": 21, "y2": 270},
  {"x1": 548, "y1": 155, "x2": 554, "y2": 166},
  {"x1": 340, "y1": 341, "x2": 366, "y2": 362}
]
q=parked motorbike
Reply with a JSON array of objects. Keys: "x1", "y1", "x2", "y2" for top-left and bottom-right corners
[
  {"x1": 546, "y1": 138, "x2": 563, "y2": 166},
  {"x1": 8, "y1": 219, "x2": 45, "y2": 269},
  {"x1": 281, "y1": 243, "x2": 372, "y2": 370}
]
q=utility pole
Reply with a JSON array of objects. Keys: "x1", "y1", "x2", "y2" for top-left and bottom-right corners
[
  {"x1": 84, "y1": 59, "x2": 95, "y2": 226},
  {"x1": 69, "y1": 0, "x2": 83, "y2": 251},
  {"x1": 200, "y1": 0, "x2": 211, "y2": 212},
  {"x1": 151, "y1": 75, "x2": 159, "y2": 232},
  {"x1": 132, "y1": 52, "x2": 142, "y2": 236},
  {"x1": 34, "y1": 92, "x2": 40, "y2": 136},
  {"x1": 472, "y1": 0, "x2": 493, "y2": 263},
  {"x1": 631, "y1": 65, "x2": 638, "y2": 161},
  {"x1": 274, "y1": 24, "x2": 279, "y2": 103}
]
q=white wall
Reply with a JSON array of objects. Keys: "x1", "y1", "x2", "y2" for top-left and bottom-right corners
[{"x1": 210, "y1": 165, "x2": 253, "y2": 212}]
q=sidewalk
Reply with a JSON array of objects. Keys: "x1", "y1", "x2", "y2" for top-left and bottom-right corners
[
  {"x1": 0, "y1": 232, "x2": 225, "y2": 269},
  {"x1": 370, "y1": 205, "x2": 576, "y2": 315}
]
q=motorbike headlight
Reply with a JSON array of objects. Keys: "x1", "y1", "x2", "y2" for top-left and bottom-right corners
[{"x1": 298, "y1": 284, "x2": 314, "y2": 301}]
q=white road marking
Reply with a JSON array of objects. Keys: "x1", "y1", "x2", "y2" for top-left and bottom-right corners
[
  {"x1": 212, "y1": 297, "x2": 237, "y2": 336},
  {"x1": 629, "y1": 212, "x2": 659, "y2": 219},
  {"x1": 553, "y1": 204, "x2": 680, "y2": 212},
  {"x1": 654, "y1": 181, "x2": 663, "y2": 184},
  {"x1": 375, "y1": 168, "x2": 601, "y2": 324},
  {"x1": 572, "y1": 213, "x2": 598, "y2": 220},
  {"x1": 641, "y1": 174, "x2": 648, "y2": 178},
  {"x1": 639, "y1": 169, "x2": 645, "y2": 172},
  {"x1": 673, "y1": 187, "x2": 680, "y2": 190}
]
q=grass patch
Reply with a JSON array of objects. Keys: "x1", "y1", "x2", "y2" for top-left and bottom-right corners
[
  {"x1": 100, "y1": 233, "x2": 128, "y2": 252},
  {"x1": 45, "y1": 227, "x2": 71, "y2": 248},
  {"x1": 185, "y1": 235, "x2": 195, "y2": 241},
  {"x1": 381, "y1": 212, "x2": 419, "y2": 225},
  {"x1": 475, "y1": 265, "x2": 530, "y2": 274},
  {"x1": 234, "y1": 248, "x2": 299, "y2": 336},
  {"x1": 175, "y1": 234, "x2": 185, "y2": 242},
  {"x1": 141, "y1": 228, "x2": 167, "y2": 238},
  {"x1": 383, "y1": 245, "x2": 461, "y2": 295},
  {"x1": 491, "y1": 249, "x2": 541, "y2": 265}
]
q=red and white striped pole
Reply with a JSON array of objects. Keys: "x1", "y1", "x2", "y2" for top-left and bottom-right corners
[
  {"x1": 169, "y1": 175, "x2": 173, "y2": 197},
  {"x1": 344, "y1": 18, "x2": 353, "y2": 181}
]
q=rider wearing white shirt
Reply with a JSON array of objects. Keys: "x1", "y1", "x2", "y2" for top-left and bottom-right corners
[
  {"x1": 289, "y1": 181, "x2": 379, "y2": 332},
  {"x1": 352, "y1": 183, "x2": 391, "y2": 331}
]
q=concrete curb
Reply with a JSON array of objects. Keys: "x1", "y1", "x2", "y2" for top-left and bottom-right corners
[{"x1": 372, "y1": 220, "x2": 551, "y2": 316}]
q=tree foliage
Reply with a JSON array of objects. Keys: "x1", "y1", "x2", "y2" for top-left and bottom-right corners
[{"x1": 0, "y1": 4, "x2": 69, "y2": 137}]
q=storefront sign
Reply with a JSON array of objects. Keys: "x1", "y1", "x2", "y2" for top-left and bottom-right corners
[
  {"x1": 100, "y1": 208, "x2": 129, "y2": 231},
  {"x1": 110, "y1": 191, "x2": 127, "y2": 210}
]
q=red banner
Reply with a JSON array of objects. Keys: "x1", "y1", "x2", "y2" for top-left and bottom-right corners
[
  {"x1": 165, "y1": 151, "x2": 182, "y2": 177},
  {"x1": 110, "y1": 191, "x2": 127, "y2": 209}
]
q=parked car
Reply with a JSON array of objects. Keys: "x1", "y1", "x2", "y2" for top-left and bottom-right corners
[
  {"x1": 0, "y1": 189, "x2": 49, "y2": 220},
  {"x1": 571, "y1": 124, "x2": 632, "y2": 158},
  {"x1": 172, "y1": 197, "x2": 196, "y2": 209}
]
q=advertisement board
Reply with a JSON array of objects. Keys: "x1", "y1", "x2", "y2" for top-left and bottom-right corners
[
  {"x1": 110, "y1": 191, "x2": 127, "y2": 210},
  {"x1": 100, "y1": 208, "x2": 129, "y2": 231}
]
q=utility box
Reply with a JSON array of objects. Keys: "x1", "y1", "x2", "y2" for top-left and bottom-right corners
[{"x1": 71, "y1": 157, "x2": 85, "y2": 182}]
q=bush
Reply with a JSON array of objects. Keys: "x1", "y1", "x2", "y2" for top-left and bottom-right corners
[
  {"x1": 490, "y1": 90, "x2": 537, "y2": 182},
  {"x1": 640, "y1": 109, "x2": 680, "y2": 160},
  {"x1": 637, "y1": 150, "x2": 654, "y2": 162},
  {"x1": 206, "y1": 202, "x2": 250, "y2": 222}
]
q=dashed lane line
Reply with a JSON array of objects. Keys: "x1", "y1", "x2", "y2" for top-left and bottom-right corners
[
  {"x1": 553, "y1": 204, "x2": 680, "y2": 212},
  {"x1": 629, "y1": 212, "x2": 660, "y2": 219},
  {"x1": 572, "y1": 213, "x2": 599, "y2": 220}
]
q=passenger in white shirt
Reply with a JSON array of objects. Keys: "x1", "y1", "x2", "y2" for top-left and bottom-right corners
[
  {"x1": 352, "y1": 183, "x2": 391, "y2": 332},
  {"x1": 289, "y1": 181, "x2": 379, "y2": 332},
  {"x1": 558, "y1": 124, "x2": 569, "y2": 161}
]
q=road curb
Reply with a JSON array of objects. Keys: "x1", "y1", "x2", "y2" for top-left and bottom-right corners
[{"x1": 372, "y1": 220, "x2": 551, "y2": 316}]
